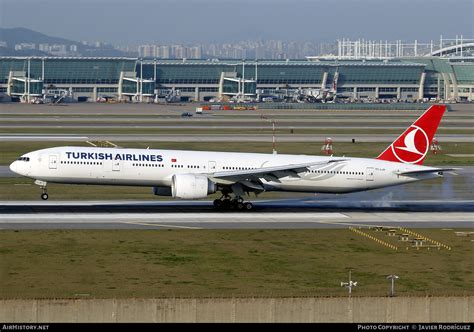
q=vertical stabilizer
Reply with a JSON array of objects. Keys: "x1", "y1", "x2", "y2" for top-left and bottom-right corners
[{"x1": 376, "y1": 105, "x2": 446, "y2": 165}]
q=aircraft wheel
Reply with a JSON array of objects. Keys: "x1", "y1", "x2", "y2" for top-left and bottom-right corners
[
  {"x1": 213, "y1": 199, "x2": 222, "y2": 209},
  {"x1": 220, "y1": 199, "x2": 232, "y2": 211},
  {"x1": 236, "y1": 202, "x2": 245, "y2": 211},
  {"x1": 41, "y1": 193, "x2": 49, "y2": 200},
  {"x1": 244, "y1": 202, "x2": 253, "y2": 211},
  {"x1": 228, "y1": 200, "x2": 238, "y2": 211}
]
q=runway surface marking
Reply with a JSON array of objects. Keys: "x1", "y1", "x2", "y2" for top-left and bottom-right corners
[
  {"x1": 129, "y1": 219, "x2": 384, "y2": 229},
  {"x1": 0, "y1": 212, "x2": 350, "y2": 222},
  {"x1": 122, "y1": 221, "x2": 202, "y2": 229},
  {"x1": 0, "y1": 136, "x2": 89, "y2": 140}
]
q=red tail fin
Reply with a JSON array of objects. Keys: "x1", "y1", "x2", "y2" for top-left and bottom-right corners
[{"x1": 376, "y1": 105, "x2": 446, "y2": 165}]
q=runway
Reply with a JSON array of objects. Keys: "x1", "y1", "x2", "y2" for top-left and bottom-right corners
[
  {"x1": 1, "y1": 199, "x2": 473, "y2": 229},
  {"x1": 1, "y1": 166, "x2": 472, "y2": 229},
  {"x1": 3, "y1": 124, "x2": 472, "y2": 129},
  {"x1": 1, "y1": 103, "x2": 472, "y2": 230},
  {"x1": 1, "y1": 134, "x2": 472, "y2": 142},
  {"x1": 0, "y1": 166, "x2": 14, "y2": 177}
]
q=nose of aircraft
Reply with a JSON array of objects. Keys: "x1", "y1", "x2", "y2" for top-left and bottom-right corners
[
  {"x1": 9, "y1": 160, "x2": 19, "y2": 174},
  {"x1": 9, "y1": 160, "x2": 27, "y2": 176}
]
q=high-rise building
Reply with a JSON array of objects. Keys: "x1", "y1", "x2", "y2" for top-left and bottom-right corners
[
  {"x1": 172, "y1": 45, "x2": 185, "y2": 59},
  {"x1": 138, "y1": 45, "x2": 156, "y2": 57},
  {"x1": 159, "y1": 46, "x2": 170, "y2": 59},
  {"x1": 188, "y1": 46, "x2": 202, "y2": 59}
]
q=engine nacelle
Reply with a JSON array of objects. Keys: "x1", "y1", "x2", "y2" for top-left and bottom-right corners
[{"x1": 171, "y1": 174, "x2": 216, "y2": 199}]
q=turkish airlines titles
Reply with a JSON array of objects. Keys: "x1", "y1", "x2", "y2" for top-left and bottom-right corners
[{"x1": 65, "y1": 151, "x2": 164, "y2": 162}]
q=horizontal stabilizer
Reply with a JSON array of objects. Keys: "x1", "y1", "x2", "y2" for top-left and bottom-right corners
[{"x1": 395, "y1": 168, "x2": 459, "y2": 176}]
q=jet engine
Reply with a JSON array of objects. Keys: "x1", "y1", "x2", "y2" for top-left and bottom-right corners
[{"x1": 171, "y1": 174, "x2": 216, "y2": 199}]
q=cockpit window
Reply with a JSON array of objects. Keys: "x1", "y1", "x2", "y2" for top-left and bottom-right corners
[{"x1": 17, "y1": 157, "x2": 30, "y2": 162}]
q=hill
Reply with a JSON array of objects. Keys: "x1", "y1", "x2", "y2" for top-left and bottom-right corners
[
  {"x1": 0, "y1": 27, "x2": 129, "y2": 57},
  {"x1": 0, "y1": 27, "x2": 75, "y2": 47}
]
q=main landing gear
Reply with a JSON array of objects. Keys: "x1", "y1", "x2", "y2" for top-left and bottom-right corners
[{"x1": 213, "y1": 195, "x2": 254, "y2": 211}]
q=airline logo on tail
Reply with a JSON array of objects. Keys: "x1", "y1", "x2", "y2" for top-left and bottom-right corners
[
  {"x1": 391, "y1": 125, "x2": 429, "y2": 164},
  {"x1": 377, "y1": 105, "x2": 446, "y2": 165}
]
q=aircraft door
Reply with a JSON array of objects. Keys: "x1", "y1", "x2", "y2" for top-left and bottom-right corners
[
  {"x1": 112, "y1": 160, "x2": 121, "y2": 171},
  {"x1": 366, "y1": 167, "x2": 374, "y2": 181},
  {"x1": 208, "y1": 161, "x2": 217, "y2": 172},
  {"x1": 48, "y1": 155, "x2": 58, "y2": 169}
]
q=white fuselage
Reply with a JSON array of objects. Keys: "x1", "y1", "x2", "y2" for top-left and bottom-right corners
[{"x1": 9, "y1": 146, "x2": 441, "y2": 195}]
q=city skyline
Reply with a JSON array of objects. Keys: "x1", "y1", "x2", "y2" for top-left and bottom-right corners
[
  {"x1": 137, "y1": 40, "x2": 330, "y2": 59},
  {"x1": 3, "y1": 25, "x2": 470, "y2": 59}
]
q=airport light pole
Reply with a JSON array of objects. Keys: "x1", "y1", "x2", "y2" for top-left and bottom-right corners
[
  {"x1": 242, "y1": 59, "x2": 245, "y2": 101},
  {"x1": 140, "y1": 59, "x2": 143, "y2": 103},
  {"x1": 260, "y1": 115, "x2": 277, "y2": 154},
  {"x1": 255, "y1": 59, "x2": 258, "y2": 83},
  {"x1": 27, "y1": 57, "x2": 31, "y2": 103},
  {"x1": 387, "y1": 275, "x2": 399, "y2": 297}
]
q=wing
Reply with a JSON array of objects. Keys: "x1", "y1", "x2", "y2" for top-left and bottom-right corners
[{"x1": 207, "y1": 158, "x2": 347, "y2": 190}]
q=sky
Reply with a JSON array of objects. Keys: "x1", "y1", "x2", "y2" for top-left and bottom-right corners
[{"x1": 0, "y1": 0, "x2": 472, "y2": 46}]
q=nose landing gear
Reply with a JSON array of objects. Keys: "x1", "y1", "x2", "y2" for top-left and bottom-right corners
[{"x1": 34, "y1": 180, "x2": 48, "y2": 200}]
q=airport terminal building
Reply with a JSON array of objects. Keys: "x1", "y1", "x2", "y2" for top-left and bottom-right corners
[{"x1": 1, "y1": 47, "x2": 473, "y2": 103}]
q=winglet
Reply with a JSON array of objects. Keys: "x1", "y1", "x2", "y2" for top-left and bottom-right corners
[{"x1": 376, "y1": 105, "x2": 446, "y2": 165}]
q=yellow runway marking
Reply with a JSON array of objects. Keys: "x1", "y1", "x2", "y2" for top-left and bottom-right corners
[
  {"x1": 105, "y1": 140, "x2": 118, "y2": 147},
  {"x1": 350, "y1": 227, "x2": 398, "y2": 250}
]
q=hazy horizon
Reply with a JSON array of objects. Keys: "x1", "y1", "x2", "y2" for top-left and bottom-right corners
[{"x1": 1, "y1": 0, "x2": 472, "y2": 46}]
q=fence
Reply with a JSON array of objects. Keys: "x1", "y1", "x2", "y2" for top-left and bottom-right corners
[{"x1": 1, "y1": 296, "x2": 472, "y2": 322}]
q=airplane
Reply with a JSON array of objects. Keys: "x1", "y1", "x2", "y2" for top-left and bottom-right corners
[{"x1": 9, "y1": 105, "x2": 455, "y2": 211}]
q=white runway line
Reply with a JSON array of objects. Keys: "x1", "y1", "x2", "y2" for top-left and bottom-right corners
[
  {"x1": 0, "y1": 136, "x2": 89, "y2": 141},
  {"x1": 1, "y1": 212, "x2": 473, "y2": 226},
  {"x1": 123, "y1": 221, "x2": 202, "y2": 229},
  {"x1": 0, "y1": 212, "x2": 349, "y2": 223},
  {"x1": 351, "y1": 212, "x2": 474, "y2": 222}
]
